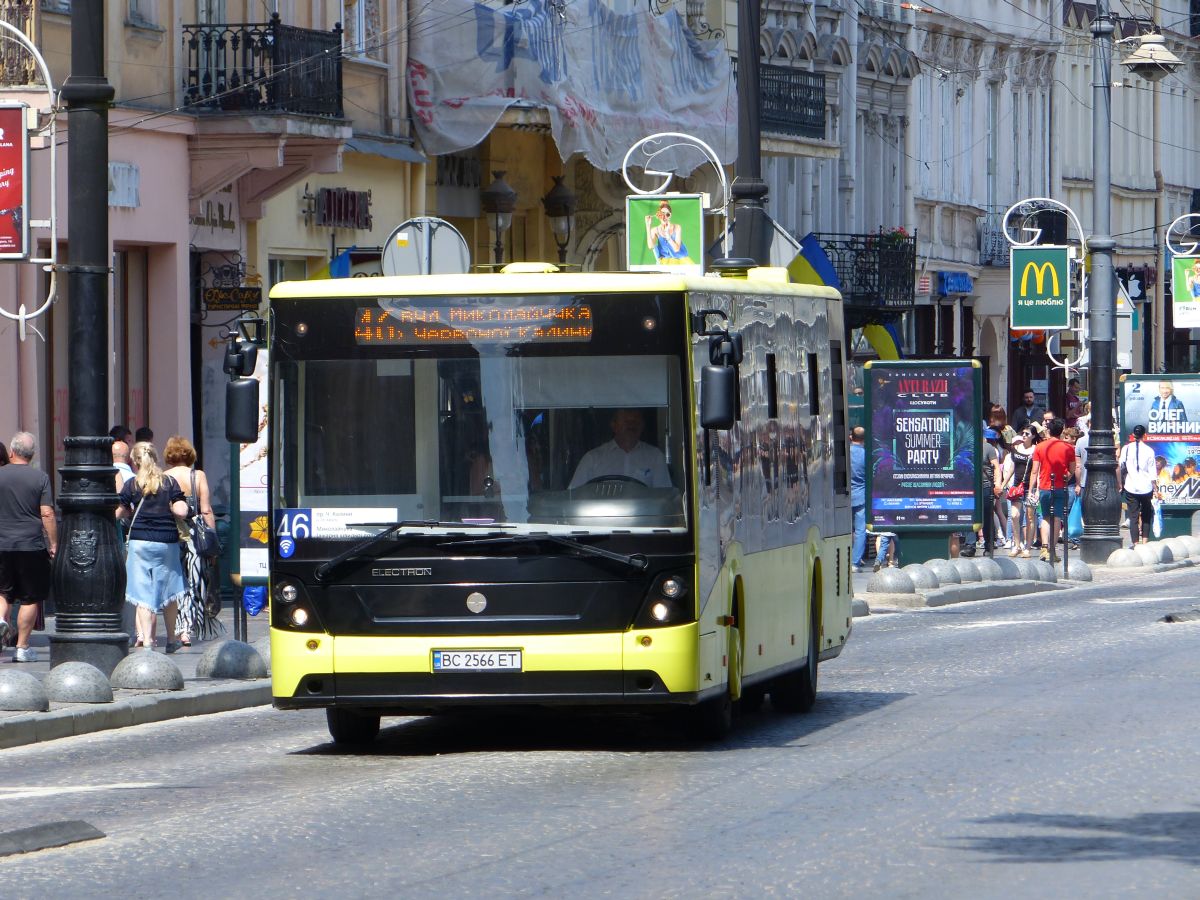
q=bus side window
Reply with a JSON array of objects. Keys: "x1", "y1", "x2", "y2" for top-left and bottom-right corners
[{"x1": 830, "y1": 341, "x2": 849, "y2": 495}]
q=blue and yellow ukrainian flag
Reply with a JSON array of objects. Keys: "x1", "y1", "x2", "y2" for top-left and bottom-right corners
[{"x1": 787, "y1": 233, "x2": 902, "y2": 360}]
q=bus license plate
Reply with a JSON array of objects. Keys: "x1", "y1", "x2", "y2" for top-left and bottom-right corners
[{"x1": 432, "y1": 650, "x2": 522, "y2": 672}]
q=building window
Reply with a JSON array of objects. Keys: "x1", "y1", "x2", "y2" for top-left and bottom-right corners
[
  {"x1": 128, "y1": 0, "x2": 156, "y2": 26},
  {"x1": 40, "y1": 0, "x2": 70, "y2": 11},
  {"x1": 342, "y1": 0, "x2": 382, "y2": 58}
]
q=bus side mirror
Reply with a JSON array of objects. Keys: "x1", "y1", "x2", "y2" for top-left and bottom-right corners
[
  {"x1": 700, "y1": 365, "x2": 737, "y2": 430},
  {"x1": 226, "y1": 378, "x2": 260, "y2": 443}
]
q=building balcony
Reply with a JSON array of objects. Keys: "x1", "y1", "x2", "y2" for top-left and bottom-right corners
[
  {"x1": 732, "y1": 59, "x2": 826, "y2": 141},
  {"x1": 182, "y1": 13, "x2": 344, "y2": 119},
  {"x1": 811, "y1": 230, "x2": 917, "y2": 328}
]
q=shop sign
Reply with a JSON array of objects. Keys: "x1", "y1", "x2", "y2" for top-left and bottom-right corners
[
  {"x1": 1010, "y1": 245, "x2": 1071, "y2": 329},
  {"x1": 204, "y1": 286, "x2": 262, "y2": 311},
  {"x1": 315, "y1": 187, "x2": 372, "y2": 230},
  {"x1": 0, "y1": 102, "x2": 29, "y2": 260},
  {"x1": 937, "y1": 271, "x2": 974, "y2": 295}
]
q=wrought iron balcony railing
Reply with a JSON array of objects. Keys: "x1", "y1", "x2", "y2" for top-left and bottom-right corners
[
  {"x1": 978, "y1": 213, "x2": 1009, "y2": 267},
  {"x1": 0, "y1": 1, "x2": 35, "y2": 86},
  {"x1": 810, "y1": 230, "x2": 917, "y2": 327},
  {"x1": 183, "y1": 13, "x2": 344, "y2": 118},
  {"x1": 732, "y1": 59, "x2": 827, "y2": 141}
]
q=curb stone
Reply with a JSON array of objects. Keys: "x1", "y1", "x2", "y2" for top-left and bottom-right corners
[{"x1": 0, "y1": 681, "x2": 271, "y2": 751}]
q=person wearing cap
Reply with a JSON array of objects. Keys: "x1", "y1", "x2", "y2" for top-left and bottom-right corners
[{"x1": 1117, "y1": 424, "x2": 1158, "y2": 544}]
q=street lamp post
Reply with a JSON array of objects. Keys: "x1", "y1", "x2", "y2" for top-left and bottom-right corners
[
  {"x1": 541, "y1": 175, "x2": 576, "y2": 265},
  {"x1": 1080, "y1": 6, "x2": 1181, "y2": 562},
  {"x1": 480, "y1": 170, "x2": 517, "y2": 266},
  {"x1": 49, "y1": 0, "x2": 126, "y2": 672},
  {"x1": 730, "y1": 0, "x2": 771, "y2": 265}
]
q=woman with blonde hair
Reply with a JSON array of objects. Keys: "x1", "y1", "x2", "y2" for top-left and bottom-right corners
[
  {"x1": 116, "y1": 442, "x2": 189, "y2": 651},
  {"x1": 163, "y1": 435, "x2": 219, "y2": 645}
]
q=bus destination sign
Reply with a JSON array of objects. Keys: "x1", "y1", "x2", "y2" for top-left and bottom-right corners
[{"x1": 353, "y1": 303, "x2": 593, "y2": 345}]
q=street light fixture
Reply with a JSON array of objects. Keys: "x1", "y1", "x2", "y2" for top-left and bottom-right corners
[
  {"x1": 541, "y1": 175, "x2": 576, "y2": 264},
  {"x1": 1080, "y1": 6, "x2": 1181, "y2": 563},
  {"x1": 480, "y1": 170, "x2": 517, "y2": 265}
]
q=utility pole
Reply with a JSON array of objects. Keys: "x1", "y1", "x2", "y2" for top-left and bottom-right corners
[
  {"x1": 1080, "y1": 0, "x2": 1122, "y2": 563},
  {"x1": 49, "y1": 0, "x2": 125, "y2": 673},
  {"x1": 730, "y1": 0, "x2": 771, "y2": 265}
]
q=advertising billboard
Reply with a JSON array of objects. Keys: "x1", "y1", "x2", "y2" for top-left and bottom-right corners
[
  {"x1": 1120, "y1": 374, "x2": 1200, "y2": 507},
  {"x1": 0, "y1": 103, "x2": 29, "y2": 260},
  {"x1": 1010, "y1": 245, "x2": 1071, "y2": 330},
  {"x1": 865, "y1": 360, "x2": 982, "y2": 531},
  {"x1": 625, "y1": 194, "x2": 703, "y2": 275},
  {"x1": 1169, "y1": 255, "x2": 1200, "y2": 329}
]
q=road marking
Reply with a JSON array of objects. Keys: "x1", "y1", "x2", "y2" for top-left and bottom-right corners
[
  {"x1": 0, "y1": 783, "x2": 161, "y2": 801},
  {"x1": 1088, "y1": 597, "x2": 1176, "y2": 605},
  {"x1": 933, "y1": 619, "x2": 1054, "y2": 629}
]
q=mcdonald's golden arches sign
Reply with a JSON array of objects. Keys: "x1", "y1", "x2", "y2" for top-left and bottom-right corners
[{"x1": 1010, "y1": 246, "x2": 1071, "y2": 330}]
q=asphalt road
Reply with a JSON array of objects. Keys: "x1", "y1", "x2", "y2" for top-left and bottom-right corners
[{"x1": 2, "y1": 569, "x2": 1199, "y2": 898}]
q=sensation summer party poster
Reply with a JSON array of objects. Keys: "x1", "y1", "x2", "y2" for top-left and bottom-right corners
[{"x1": 866, "y1": 361, "x2": 981, "y2": 530}]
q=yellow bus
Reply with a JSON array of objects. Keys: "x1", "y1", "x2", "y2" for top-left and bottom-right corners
[{"x1": 229, "y1": 260, "x2": 854, "y2": 743}]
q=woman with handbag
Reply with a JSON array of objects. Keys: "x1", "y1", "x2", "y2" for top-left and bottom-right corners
[
  {"x1": 117, "y1": 443, "x2": 189, "y2": 651},
  {"x1": 1004, "y1": 426, "x2": 1039, "y2": 557},
  {"x1": 164, "y1": 435, "x2": 220, "y2": 646}
]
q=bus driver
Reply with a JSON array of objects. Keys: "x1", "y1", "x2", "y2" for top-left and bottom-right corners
[{"x1": 569, "y1": 408, "x2": 672, "y2": 489}]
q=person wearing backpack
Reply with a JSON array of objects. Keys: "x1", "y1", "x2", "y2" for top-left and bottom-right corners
[{"x1": 1117, "y1": 425, "x2": 1158, "y2": 545}]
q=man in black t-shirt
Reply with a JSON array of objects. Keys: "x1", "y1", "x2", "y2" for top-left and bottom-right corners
[{"x1": 0, "y1": 432, "x2": 57, "y2": 663}]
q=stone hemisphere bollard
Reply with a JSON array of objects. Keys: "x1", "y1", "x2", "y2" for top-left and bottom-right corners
[
  {"x1": 0, "y1": 670, "x2": 49, "y2": 712},
  {"x1": 44, "y1": 661, "x2": 113, "y2": 704},
  {"x1": 1012, "y1": 557, "x2": 1042, "y2": 580},
  {"x1": 196, "y1": 640, "x2": 269, "y2": 680},
  {"x1": 866, "y1": 567, "x2": 916, "y2": 594},
  {"x1": 251, "y1": 635, "x2": 271, "y2": 673},
  {"x1": 971, "y1": 557, "x2": 1004, "y2": 581},
  {"x1": 951, "y1": 558, "x2": 982, "y2": 583},
  {"x1": 1063, "y1": 558, "x2": 1093, "y2": 582},
  {"x1": 991, "y1": 557, "x2": 1023, "y2": 580},
  {"x1": 1106, "y1": 547, "x2": 1143, "y2": 568},
  {"x1": 1134, "y1": 543, "x2": 1163, "y2": 566},
  {"x1": 900, "y1": 564, "x2": 940, "y2": 590},
  {"x1": 1179, "y1": 535, "x2": 1200, "y2": 557},
  {"x1": 1032, "y1": 560, "x2": 1057, "y2": 582},
  {"x1": 924, "y1": 559, "x2": 961, "y2": 585},
  {"x1": 111, "y1": 651, "x2": 185, "y2": 691},
  {"x1": 1165, "y1": 538, "x2": 1191, "y2": 561}
]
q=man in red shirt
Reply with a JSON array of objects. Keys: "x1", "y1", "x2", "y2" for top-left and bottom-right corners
[{"x1": 1031, "y1": 418, "x2": 1078, "y2": 563}]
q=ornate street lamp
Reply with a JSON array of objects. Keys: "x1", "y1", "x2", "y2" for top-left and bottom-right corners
[
  {"x1": 480, "y1": 170, "x2": 517, "y2": 265},
  {"x1": 541, "y1": 175, "x2": 576, "y2": 264},
  {"x1": 1080, "y1": 7, "x2": 1181, "y2": 563}
]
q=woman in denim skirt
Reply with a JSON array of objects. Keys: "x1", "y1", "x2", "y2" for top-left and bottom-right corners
[{"x1": 117, "y1": 443, "x2": 190, "y2": 652}]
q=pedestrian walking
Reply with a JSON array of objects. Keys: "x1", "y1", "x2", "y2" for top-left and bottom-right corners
[
  {"x1": 1011, "y1": 389, "x2": 1045, "y2": 432},
  {"x1": 117, "y1": 442, "x2": 189, "y2": 652},
  {"x1": 849, "y1": 426, "x2": 866, "y2": 572},
  {"x1": 1030, "y1": 418, "x2": 1077, "y2": 563},
  {"x1": 1117, "y1": 425, "x2": 1157, "y2": 545},
  {"x1": 163, "y1": 435, "x2": 221, "y2": 645},
  {"x1": 1005, "y1": 424, "x2": 1039, "y2": 557},
  {"x1": 0, "y1": 433, "x2": 57, "y2": 662}
]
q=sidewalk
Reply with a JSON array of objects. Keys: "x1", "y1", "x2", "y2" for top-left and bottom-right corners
[{"x1": 0, "y1": 607, "x2": 272, "y2": 750}]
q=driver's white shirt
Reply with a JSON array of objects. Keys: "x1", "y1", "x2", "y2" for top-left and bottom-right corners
[{"x1": 569, "y1": 440, "x2": 672, "y2": 488}]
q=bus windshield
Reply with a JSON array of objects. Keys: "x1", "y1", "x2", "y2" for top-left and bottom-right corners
[{"x1": 272, "y1": 292, "x2": 691, "y2": 538}]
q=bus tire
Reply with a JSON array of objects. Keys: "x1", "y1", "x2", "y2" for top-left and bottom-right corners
[
  {"x1": 686, "y1": 607, "x2": 740, "y2": 740},
  {"x1": 326, "y1": 708, "x2": 381, "y2": 745},
  {"x1": 770, "y1": 593, "x2": 819, "y2": 714}
]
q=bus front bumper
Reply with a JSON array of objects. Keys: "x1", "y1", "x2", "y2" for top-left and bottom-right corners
[{"x1": 270, "y1": 624, "x2": 712, "y2": 712}]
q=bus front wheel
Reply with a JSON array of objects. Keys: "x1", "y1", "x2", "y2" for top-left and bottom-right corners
[{"x1": 326, "y1": 708, "x2": 381, "y2": 745}]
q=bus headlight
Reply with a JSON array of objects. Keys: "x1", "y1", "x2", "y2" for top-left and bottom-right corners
[
  {"x1": 633, "y1": 575, "x2": 693, "y2": 628},
  {"x1": 271, "y1": 579, "x2": 322, "y2": 632}
]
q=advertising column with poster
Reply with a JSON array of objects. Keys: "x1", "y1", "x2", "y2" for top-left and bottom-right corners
[
  {"x1": 626, "y1": 194, "x2": 703, "y2": 275},
  {"x1": 865, "y1": 360, "x2": 983, "y2": 565},
  {"x1": 1119, "y1": 374, "x2": 1200, "y2": 536}
]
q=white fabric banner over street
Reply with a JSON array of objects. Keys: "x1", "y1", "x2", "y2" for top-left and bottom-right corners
[{"x1": 407, "y1": 0, "x2": 736, "y2": 173}]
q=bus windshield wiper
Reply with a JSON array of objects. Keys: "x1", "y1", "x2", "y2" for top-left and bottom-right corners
[
  {"x1": 439, "y1": 533, "x2": 648, "y2": 571},
  {"x1": 313, "y1": 520, "x2": 512, "y2": 583}
]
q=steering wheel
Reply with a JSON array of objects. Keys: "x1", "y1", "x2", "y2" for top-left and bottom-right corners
[{"x1": 584, "y1": 475, "x2": 644, "y2": 486}]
